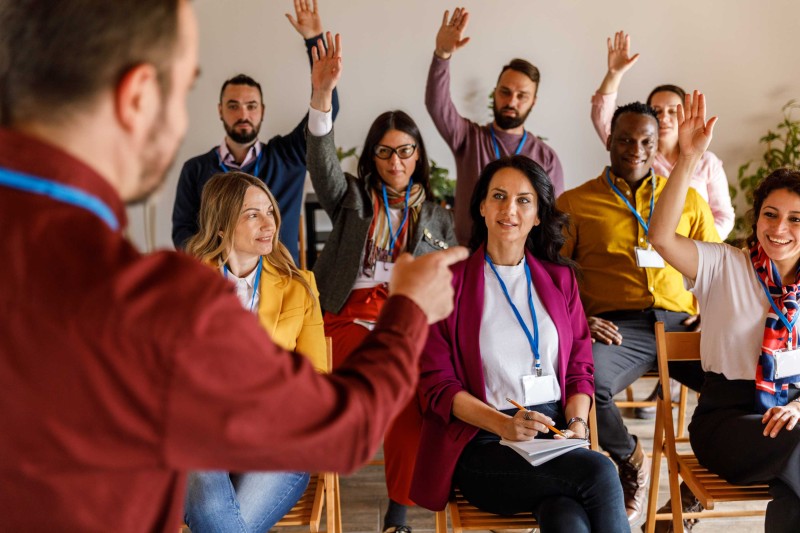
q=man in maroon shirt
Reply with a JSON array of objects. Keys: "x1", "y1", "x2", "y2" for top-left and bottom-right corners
[{"x1": 0, "y1": 1, "x2": 466, "y2": 531}]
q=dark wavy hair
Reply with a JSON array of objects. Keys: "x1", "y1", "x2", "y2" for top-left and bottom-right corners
[
  {"x1": 356, "y1": 110, "x2": 432, "y2": 198},
  {"x1": 747, "y1": 168, "x2": 800, "y2": 247},
  {"x1": 469, "y1": 155, "x2": 577, "y2": 273}
]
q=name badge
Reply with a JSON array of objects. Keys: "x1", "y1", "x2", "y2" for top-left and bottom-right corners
[
  {"x1": 373, "y1": 261, "x2": 394, "y2": 283},
  {"x1": 774, "y1": 347, "x2": 800, "y2": 379},
  {"x1": 635, "y1": 246, "x2": 665, "y2": 269},
  {"x1": 522, "y1": 374, "x2": 560, "y2": 406}
]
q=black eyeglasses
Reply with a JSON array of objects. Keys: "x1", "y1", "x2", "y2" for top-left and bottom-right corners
[{"x1": 373, "y1": 144, "x2": 417, "y2": 160}]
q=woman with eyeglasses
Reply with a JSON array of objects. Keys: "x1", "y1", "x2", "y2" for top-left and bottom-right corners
[{"x1": 306, "y1": 34, "x2": 457, "y2": 533}]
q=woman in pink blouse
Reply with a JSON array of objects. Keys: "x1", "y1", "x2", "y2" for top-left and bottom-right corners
[{"x1": 590, "y1": 31, "x2": 735, "y2": 239}]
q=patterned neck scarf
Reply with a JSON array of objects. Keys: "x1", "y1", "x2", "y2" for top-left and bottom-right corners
[
  {"x1": 750, "y1": 241, "x2": 800, "y2": 413},
  {"x1": 363, "y1": 180, "x2": 425, "y2": 272}
]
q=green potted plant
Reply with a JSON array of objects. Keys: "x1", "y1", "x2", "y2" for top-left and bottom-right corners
[{"x1": 728, "y1": 100, "x2": 800, "y2": 245}]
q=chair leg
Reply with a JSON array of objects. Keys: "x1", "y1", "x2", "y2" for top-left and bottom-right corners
[
  {"x1": 645, "y1": 402, "x2": 665, "y2": 533},
  {"x1": 626, "y1": 385, "x2": 634, "y2": 402},
  {"x1": 676, "y1": 384, "x2": 688, "y2": 440},
  {"x1": 435, "y1": 509, "x2": 448, "y2": 533}
]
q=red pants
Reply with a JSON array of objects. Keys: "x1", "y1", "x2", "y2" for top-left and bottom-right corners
[{"x1": 324, "y1": 286, "x2": 421, "y2": 506}]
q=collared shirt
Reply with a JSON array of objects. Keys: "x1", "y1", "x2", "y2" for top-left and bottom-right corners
[
  {"x1": 221, "y1": 263, "x2": 261, "y2": 311},
  {"x1": 0, "y1": 127, "x2": 429, "y2": 531},
  {"x1": 557, "y1": 168, "x2": 720, "y2": 317},
  {"x1": 218, "y1": 137, "x2": 262, "y2": 169}
]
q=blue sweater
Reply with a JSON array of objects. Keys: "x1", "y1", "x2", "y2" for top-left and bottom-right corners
[{"x1": 171, "y1": 35, "x2": 340, "y2": 262}]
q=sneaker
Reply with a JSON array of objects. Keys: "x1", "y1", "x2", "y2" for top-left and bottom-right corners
[
  {"x1": 617, "y1": 438, "x2": 650, "y2": 527},
  {"x1": 651, "y1": 481, "x2": 703, "y2": 533},
  {"x1": 383, "y1": 527, "x2": 412, "y2": 533},
  {"x1": 635, "y1": 379, "x2": 682, "y2": 419}
]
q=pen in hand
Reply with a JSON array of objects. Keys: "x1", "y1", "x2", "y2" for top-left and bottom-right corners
[{"x1": 506, "y1": 397, "x2": 567, "y2": 438}]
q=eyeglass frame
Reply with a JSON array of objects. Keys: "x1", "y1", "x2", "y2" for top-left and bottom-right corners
[{"x1": 372, "y1": 143, "x2": 417, "y2": 160}]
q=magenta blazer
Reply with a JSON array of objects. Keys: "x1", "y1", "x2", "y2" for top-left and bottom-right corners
[{"x1": 409, "y1": 244, "x2": 594, "y2": 511}]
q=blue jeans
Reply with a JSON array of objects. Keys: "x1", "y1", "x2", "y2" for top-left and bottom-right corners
[
  {"x1": 454, "y1": 402, "x2": 628, "y2": 533},
  {"x1": 184, "y1": 470, "x2": 310, "y2": 533}
]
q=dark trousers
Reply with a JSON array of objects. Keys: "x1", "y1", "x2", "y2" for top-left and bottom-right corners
[
  {"x1": 690, "y1": 373, "x2": 800, "y2": 533},
  {"x1": 454, "y1": 403, "x2": 628, "y2": 533},
  {"x1": 592, "y1": 309, "x2": 704, "y2": 461}
]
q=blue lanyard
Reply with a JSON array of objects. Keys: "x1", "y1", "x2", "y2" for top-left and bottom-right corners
[
  {"x1": 606, "y1": 167, "x2": 656, "y2": 237},
  {"x1": 485, "y1": 252, "x2": 542, "y2": 376},
  {"x1": 381, "y1": 180, "x2": 412, "y2": 254},
  {"x1": 218, "y1": 148, "x2": 263, "y2": 176},
  {"x1": 753, "y1": 262, "x2": 800, "y2": 349},
  {"x1": 223, "y1": 256, "x2": 263, "y2": 313},
  {"x1": 0, "y1": 166, "x2": 119, "y2": 230},
  {"x1": 490, "y1": 125, "x2": 528, "y2": 160}
]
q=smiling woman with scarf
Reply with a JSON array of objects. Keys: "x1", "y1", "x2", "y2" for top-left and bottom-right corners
[
  {"x1": 649, "y1": 90, "x2": 800, "y2": 533},
  {"x1": 305, "y1": 34, "x2": 456, "y2": 533}
]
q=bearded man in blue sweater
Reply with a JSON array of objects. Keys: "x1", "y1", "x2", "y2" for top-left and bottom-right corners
[{"x1": 171, "y1": 0, "x2": 339, "y2": 261}]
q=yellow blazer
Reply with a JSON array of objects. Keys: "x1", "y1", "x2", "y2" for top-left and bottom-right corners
[{"x1": 256, "y1": 260, "x2": 327, "y2": 373}]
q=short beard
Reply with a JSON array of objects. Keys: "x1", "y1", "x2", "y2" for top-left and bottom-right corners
[
  {"x1": 224, "y1": 120, "x2": 261, "y2": 144},
  {"x1": 493, "y1": 102, "x2": 532, "y2": 130}
]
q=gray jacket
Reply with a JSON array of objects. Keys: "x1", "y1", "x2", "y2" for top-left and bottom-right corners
[{"x1": 307, "y1": 128, "x2": 457, "y2": 314}]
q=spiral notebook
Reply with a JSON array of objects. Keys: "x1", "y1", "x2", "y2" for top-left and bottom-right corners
[{"x1": 499, "y1": 438, "x2": 589, "y2": 466}]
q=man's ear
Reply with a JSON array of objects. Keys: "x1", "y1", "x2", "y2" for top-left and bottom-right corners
[
  {"x1": 114, "y1": 63, "x2": 159, "y2": 138},
  {"x1": 218, "y1": 102, "x2": 223, "y2": 120},
  {"x1": 606, "y1": 130, "x2": 612, "y2": 152}
]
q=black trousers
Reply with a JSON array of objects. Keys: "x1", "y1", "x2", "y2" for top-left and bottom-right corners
[
  {"x1": 592, "y1": 309, "x2": 704, "y2": 461},
  {"x1": 690, "y1": 373, "x2": 800, "y2": 533}
]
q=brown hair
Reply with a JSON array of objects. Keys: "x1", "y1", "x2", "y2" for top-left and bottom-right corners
[
  {"x1": 186, "y1": 172, "x2": 314, "y2": 300},
  {"x1": 0, "y1": 0, "x2": 181, "y2": 125},
  {"x1": 497, "y1": 59, "x2": 541, "y2": 97}
]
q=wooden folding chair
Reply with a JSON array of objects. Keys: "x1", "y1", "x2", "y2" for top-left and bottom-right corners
[
  {"x1": 616, "y1": 370, "x2": 689, "y2": 440},
  {"x1": 644, "y1": 322, "x2": 771, "y2": 533},
  {"x1": 434, "y1": 398, "x2": 601, "y2": 533}
]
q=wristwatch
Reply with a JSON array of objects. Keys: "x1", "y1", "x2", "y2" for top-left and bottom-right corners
[{"x1": 566, "y1": 416, "x2": 589, "y2": 440}]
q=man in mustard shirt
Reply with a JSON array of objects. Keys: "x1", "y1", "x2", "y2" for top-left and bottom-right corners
[{"x1": 557, "y1": 102, "x2": 720, "y2": 527}]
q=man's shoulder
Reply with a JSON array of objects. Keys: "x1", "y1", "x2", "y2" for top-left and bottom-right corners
[
  {"x1": 180, "y1": 147, "x2": 220, "y2": 174},
  {"x1": 559, "y1": 175, "x2": 605, "y2": 205}
]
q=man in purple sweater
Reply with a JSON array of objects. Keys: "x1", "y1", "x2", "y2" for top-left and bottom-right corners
[{"x1": 426, "y1": 7, "x2": 565, "y2": 245}]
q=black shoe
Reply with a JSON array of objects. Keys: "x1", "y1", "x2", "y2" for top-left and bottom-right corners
[
  {"x1": 651, "y1": 481, "x2": 703, "y2": 533},
  {"x1": 383, "y1": 527, "x2": 412, "y2": 533}
]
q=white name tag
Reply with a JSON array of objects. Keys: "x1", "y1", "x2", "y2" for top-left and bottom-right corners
[
  {"x1": 774, "y1": 347, "x2": 800, "y2": 379},
  {"x1": 635, "y1": 246, "x2": 665, "y2": 269},
  {"x1": 522, "y1": 374, "x2": 560, "y2": 406},
  {"x1": 372, "y1": 261, "x2": 394, "y2": 283}
]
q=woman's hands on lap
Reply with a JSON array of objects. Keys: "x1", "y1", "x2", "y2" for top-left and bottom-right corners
[
  {"x1": 762, "y1": 402, "x2": 800, "y2": 438},
  {"x1": 500, "y1": 410, "x2": 556, "y2": 441}
]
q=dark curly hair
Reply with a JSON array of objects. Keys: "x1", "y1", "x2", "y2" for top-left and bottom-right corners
[
  {"x1": 610, "y1": 101, "x2": 659, "y2": 136},
  {"x1": 469, "y1": 155, "x2": 577, "y2": 273},
  {"x1": 747, "y1": 168, "x2": 800, "y2": 247}
]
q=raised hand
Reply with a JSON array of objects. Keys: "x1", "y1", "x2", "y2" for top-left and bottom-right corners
[
  {"x1": 435, "y1": 7, "x2": 471, "y2": 60},
  {"x1": 607, "y1": 30, "x2": 639, "y2": 75},
  {"x1": 286, "y1": 0, "x2": 323, "y2": 40},
  {"x1": 310, "y1": 32, "x2": 341, "y2": 111},
  {"x1": 677, "y1": 90, "x2": 718, "y2": 159}
]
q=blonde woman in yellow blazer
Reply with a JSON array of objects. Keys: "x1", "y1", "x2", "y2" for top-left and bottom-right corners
[{"x1": 183, "y1": 171, "x2": 324, "y2": 532}]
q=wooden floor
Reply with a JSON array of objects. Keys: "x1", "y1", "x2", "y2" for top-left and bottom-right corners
[{"x1": 272, "y1": 380, "x2": 767, "y2": 533}]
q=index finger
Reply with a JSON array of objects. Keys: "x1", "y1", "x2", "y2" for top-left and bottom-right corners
[
  {"x1": 434, "y1": 245, "x2": 470, "y2": 267},
  {"x1": 334, "y1": 33, "x2": 341, "y2": 57}
]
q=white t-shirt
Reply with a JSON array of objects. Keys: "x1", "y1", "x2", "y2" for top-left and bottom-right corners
[
  {"x1": 480, "y1": 260, "x2": 561, "y2": 409},
  {"x1": 686, "y1": 241, "x2": 769, "y2": 379}
]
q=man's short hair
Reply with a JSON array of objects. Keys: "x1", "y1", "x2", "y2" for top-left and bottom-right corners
[
  {"x1": 0, "y1": 0, "x2": 181, "y2": 126},
  {"x1": 610, "y1": 101, "x2": 660, "y2": 135},
  {"x1": 496, "y1": 58, "x2": 541, "y2": 96},
  {"x1": 219, "y1": 74, "x2": 264, "y2": 104}
]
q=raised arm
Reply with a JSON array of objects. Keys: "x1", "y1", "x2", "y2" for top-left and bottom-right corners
[
  {"x1": 649, "y1": 91, "x2": 718, "y2": 281},
  {"x1": 591, "y1": 31, "x2": 639, "y2": 144},
  {"x1": 426, "y1": 8, "x2": 473, "y2": 150}
]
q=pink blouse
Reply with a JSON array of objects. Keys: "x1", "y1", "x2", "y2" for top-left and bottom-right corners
[{"x1": 591, "y1": 92, "x2": 735, "y2": 239}]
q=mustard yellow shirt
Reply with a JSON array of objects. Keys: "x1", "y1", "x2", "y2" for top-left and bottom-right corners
[{"x1": 557, "y1": 168, "x2": 720, "y2": 317}]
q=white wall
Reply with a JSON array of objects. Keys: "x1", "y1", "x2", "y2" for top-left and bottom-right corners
[{"x1": 127, "y1": 0, "x2": 800, "y2": 250}]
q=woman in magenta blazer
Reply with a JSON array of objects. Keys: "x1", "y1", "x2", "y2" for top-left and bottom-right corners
[{"x1": 410, "y1": 156, "x2": 626, "y2": 532}]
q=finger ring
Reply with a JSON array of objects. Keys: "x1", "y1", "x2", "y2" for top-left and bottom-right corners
[{"x1": 523, "y1": 412, "x2": 533, "y2": 421}]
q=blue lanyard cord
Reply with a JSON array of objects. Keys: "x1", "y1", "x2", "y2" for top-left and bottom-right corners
[
  {"x1": 754, "y1": 262, "x2": 800, "y2": 349},
  {"x1": 485, "y1": 252, "x2": 542, "y2": 375},
  {"x1": 490, "y1": 125, "x2": 528, "y2": 160},
  {"x1": 381, "y1": 180, "x2": 412, "y2": 255},
  {"x1": 223, "y1": 256, "x2": 263, "y2": 313},
  {"x1": 218, "y1": 148, "x2": 263, "y2": 176},
  {"x1": 0, "y1": 166, "x2": 119, "y2": 230},
  {"x1": 606, "y1": 167, "x2": 655, "y2": 237}
]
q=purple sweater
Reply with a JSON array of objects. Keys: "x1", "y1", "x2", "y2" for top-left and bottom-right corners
[{"x1": 426, "y1": 54, "x2": 565, "y2": 245}]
